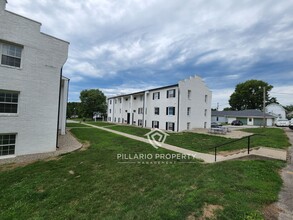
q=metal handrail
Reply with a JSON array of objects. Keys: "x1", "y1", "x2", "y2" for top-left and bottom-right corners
[{"x1": 207, "y1": 134, "x2": 264, "y2": 162}]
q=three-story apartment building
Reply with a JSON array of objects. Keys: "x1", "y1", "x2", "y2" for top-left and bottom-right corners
[
  {"x1": 108, "y1": 76, "x2": 212, "y2": 132},
  {"x1": 0, "y1": 0, "x2": 69, "y2": 158}
]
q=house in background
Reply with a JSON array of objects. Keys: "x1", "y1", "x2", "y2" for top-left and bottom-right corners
[
  {"x1": 211, "y1": 109, "x2": 276, "y2": 126},
  {"x1": 0, "y1": 0, "x2": 69, "y2": 159},
  {"x1": 107, "y1": 75, "x2": 212, "y2": 132},
  {"x1": 265, "y1": 103, "x2": 287, "y2": 120}
]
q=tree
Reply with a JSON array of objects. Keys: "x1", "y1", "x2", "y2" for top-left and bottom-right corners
[
  {"x1": 223, "y1": 107, "x2": 233, "y2": 111},
  {"x1": 67, "y1": 102, "x2": 81, "y2": 118},
  {"x1": 229, "y1": 80, "x2": 277, "y2": 110},
  {"x1": 79, "y1": 89, "x2": 107, "y2": 118}
]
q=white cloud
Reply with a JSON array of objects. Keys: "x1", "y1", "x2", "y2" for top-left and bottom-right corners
[{"x1": 5, "y1": 0, "x2": 293, "y2": 101}]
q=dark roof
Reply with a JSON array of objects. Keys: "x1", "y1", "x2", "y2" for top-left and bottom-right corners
[
  {"x1": 212, "y1": 110, "x2": 275, "y2": 118},
  {"x1": 108, "y1": 84, "x2": 178, "y2": 99}
]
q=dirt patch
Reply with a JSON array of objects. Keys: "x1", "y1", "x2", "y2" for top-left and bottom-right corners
[
  {"x1": 0, "y1": 161, "x2": 35, "y2": 172},
  {"x1": 200, "y1": 204, "x2": 224, "y2": 220},
  {"x1": 191, "y1": 128, "x2": 252, "y2": 139},
  {"x1": 263, "y1": 203, "x2": 282, "y2": 220},
  {"x1": 79, "y1": 141, "x2": 90, "y2": 151}
]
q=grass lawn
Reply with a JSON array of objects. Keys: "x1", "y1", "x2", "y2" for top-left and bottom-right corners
[
  {"x1": 87, "y1": 121, "x2": 116, "y2": 127},
  {"x1": 97, "y1": 124, "x2": 290, "y2": 153},
  {"x1": 0, "y1": 127, "x2": 285, "y2": 219}
]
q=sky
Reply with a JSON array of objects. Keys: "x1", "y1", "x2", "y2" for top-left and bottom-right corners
[{"x1": 6, "y1": 0, "x2": 293, "y2": 109}]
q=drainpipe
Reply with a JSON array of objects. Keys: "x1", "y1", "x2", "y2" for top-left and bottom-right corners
[
  {"x1": 177, "y1": 88, "x2": 180, "y2": 132},
  {"x1": 56, "y1": 67, "x2": 63, "y2": 148}
]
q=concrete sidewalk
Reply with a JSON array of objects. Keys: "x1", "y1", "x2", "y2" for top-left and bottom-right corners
[
  {"x1": 277, "y1": 128, "x2": 293, "y2": 220},
  {"x1": 82, "y1": 122, "x2": 287, "y2": 163}
]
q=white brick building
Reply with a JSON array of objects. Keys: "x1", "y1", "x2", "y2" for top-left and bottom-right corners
[
  {"x1": 108, "y1": 76, "x2": 212, "y2": 132},
  {"x1": 0, "y1": 0, "x2": 69, "y2": 158}
]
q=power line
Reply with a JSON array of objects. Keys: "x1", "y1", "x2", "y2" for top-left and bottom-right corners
[{"x1": 270, "y1": 92, "x2": 293, "y2": 95}]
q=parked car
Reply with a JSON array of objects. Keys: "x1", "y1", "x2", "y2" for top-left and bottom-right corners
[
  {"x1": 231, "y1": 120, "x2": 243, "y2": 126},
  {"x1": 211, "y1": 122, "x2": 222, "y2": 128},
  {"x1": 275, "y1": 119, "x2": 290, "y2": 127}
]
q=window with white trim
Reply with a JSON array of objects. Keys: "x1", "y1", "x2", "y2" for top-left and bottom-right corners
[
  {"x1": 205, "y1": 95, "x2": 208, "y2": 103},
  {"x1": 187, "y1": 122, "x2": 190, "y2": 130},
  {"x1": 0, "y1": 91, "x2": 19, "y2": 113},
  {"x1": 204, "y1": 109, "x2": 207, "y2": 117},
  {"x1": 166, "y1": 122, "x2": 175, "y2": 131},
  {"x1": 187, "y1": 107, "x2": 191, "y2": 116},
  {"x1": 1, "y1": 42, "x2": 22, "y2": 68},
  {"x1": 188, "y1": 90, "x2": 191, "y2": 99},
  {"x1": 138, "y1": 108, "x2": 143, "y2": 114},
  {"x1": 167, "y1": 89, "x2": 176, "y2": 98},
  {"x1": 153, "y1": 92, "x2": 160, "y2": 100},
  {"x1": 166, "y1": 107, "x2": 175, "y2": 115},
  {"x1": 152, "y1": 121, "x2": 159, "y2": 128},
  {"x1": 0, "y1": 134, "x2": 16, "y2": 156},
  {"x1": 138, "y1": 119, "x2": 143, "y2": 126},
  {"x1": 154, "y1": 107, "x2": 160, "y2": 115}
]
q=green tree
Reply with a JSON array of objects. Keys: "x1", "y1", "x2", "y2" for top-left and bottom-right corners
[
  {"x1": 229, "y1": 80, "x2": 277, "y2": 110},
  {"x1": 67, "y1": 102, "x2": 81, "y2": 118},
  {"x1": 79, "y1": 89, "x2": 107, "y2": 118}
]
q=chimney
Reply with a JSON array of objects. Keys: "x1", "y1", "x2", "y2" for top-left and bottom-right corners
[{"x1": 1, "y1": 0, "x2": 7, "y2": 10}]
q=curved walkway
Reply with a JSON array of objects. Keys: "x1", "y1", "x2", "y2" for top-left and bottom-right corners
[{"x1": 83, "y1": 122, "x2": 287, "y2": 163}]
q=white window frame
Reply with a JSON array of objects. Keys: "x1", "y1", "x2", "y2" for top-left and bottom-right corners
[
  {"x1": 0, "y1": 134, "x2": 16, "y2": 157},
  {"x1": 154, "y1": 107, "x2": 160, "y2": 115},
  {"x1": 152, "y1": 121, "x2": 159, "y2": 128},
  {"x1": 188, "y1": 90, "x2": 191, "y2": 99},
  {"x1": 153, "y1": 92, "x2": 160, "y2": 100},
  {"x1": 187, "y1": 107, "x2": 191, "y2": 116},
  {"x1": 166, "y1": 107, "x2": 175, "y2": 116},
  {"x1": 0, "y1": 90, "x2": 19, "y2": 114},
  {"x1": 167, "y1": 89, "x2": 176, "y2": 98},
  {"x1": 166, "y1": 122, "x2": 175, "y2": 131},
  {"x1": 0, "y1": 42, "x2": 23, "y2": 68}
]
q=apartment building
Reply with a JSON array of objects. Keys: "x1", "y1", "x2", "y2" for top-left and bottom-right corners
[
  {"x1": 108, "y1": 76, "x2": 212, "y2": 132},
  {"x1": 0, "y1": 0, "x2": 69, "y2": 158}
]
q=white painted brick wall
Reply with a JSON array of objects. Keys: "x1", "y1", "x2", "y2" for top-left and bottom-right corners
[{"x1": 0, "y1": 4, "x2": 69, "y2": 156}]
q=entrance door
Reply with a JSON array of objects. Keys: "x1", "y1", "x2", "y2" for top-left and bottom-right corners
[{"x1": 127, "y1": 113, "x2": 130, "y2": 124}]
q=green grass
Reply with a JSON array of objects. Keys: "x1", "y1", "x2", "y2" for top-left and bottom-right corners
[
  {"x1": 66, "y1": 123, "x2": 90, "y2": 128},
  {"x1": 109, "y1": 125, "x2": 151, "y2": 137},
  {"x1": 97, "y1": 124, "x2": 290, "y2": 153},
  {"x1": 0, "y1": 128, "x2": 285, "y2": 219},
  {"x1": 86, "y1": 121, "x2": 116, "y2": 127}
]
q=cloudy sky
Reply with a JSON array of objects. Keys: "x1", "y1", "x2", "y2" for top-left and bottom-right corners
[{"x1": 6, "y1": 0, "x2": 293, "y2": 109}]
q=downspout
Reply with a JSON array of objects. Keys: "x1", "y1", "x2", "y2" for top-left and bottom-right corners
[
  {"x1": 142, "y1": 92, "x2": 145, "y2": 127},
  {"x1": 56, "y1": 67, "x2": 63, "y2": 148},
  {"x1": 177, "y1": 88, "x2": 180, "y2": 132}
]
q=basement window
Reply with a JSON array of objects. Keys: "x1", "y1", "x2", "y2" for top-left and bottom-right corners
[{"x1": 0, "y1": 134, "x2": 16, "y2": 156}]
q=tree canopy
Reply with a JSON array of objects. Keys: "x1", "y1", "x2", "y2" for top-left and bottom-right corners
[
  {"x1": 229, "y1": 80, "x2": 277, "y2": 110},
  {"x1": 79, "y1": 89, "x2": 107, "y2": 118},
  {"x1": 67, "y1": 102, "x2": 81, "y2": 118}
]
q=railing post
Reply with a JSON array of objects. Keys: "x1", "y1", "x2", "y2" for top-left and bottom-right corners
[
  {"x1": 215, "y1": 147, "x2": 217, "y2": 162},
  {"x1": 248, "y1": 136, "x2": 250, "y2": 154}
]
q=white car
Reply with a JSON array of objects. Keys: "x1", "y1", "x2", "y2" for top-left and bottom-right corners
[{"x1": 275, "y1": 119, "x2": 290, "y2": 127}]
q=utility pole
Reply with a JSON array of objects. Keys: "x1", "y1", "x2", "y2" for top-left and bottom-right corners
[{"x1": 263, "y1": 87, "x2": 266, "y2": 128}]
